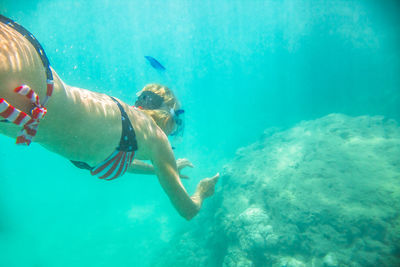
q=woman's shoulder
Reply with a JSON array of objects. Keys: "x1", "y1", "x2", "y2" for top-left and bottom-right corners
[{"x1": 125, "y1": 106, "x2": 167, "y2": 159}]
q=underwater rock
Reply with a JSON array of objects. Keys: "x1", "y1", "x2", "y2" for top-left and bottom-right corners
[
  {"x1": 228, "y1": 207, "x2": 276, "y2": 252},
  {"x1": 322, "y1": 253, "x2": 338, "y2": 267},
  {"x1": 223, "y1": 246, "x2": 254, "y2": 267},
  {"x1": 153, "y1": 114, "x2": 400, "y2": 267},
  {"x1": 274, "y1": 257, "x2": 306, "y2": 267}
]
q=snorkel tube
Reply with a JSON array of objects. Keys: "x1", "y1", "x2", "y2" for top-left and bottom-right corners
[{"x1": 170, "y1": 108, "x2": 185, "y2": 136}]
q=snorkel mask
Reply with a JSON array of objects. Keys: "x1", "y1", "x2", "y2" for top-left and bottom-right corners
[
  {"x1": 135, "y1": 90, "x2": 164, "y2": 110},
  {"x1": 135, "y1": 90, "x2": 185, "y2": 136}
]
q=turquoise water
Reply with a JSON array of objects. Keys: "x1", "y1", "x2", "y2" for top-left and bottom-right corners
[{"x1": 0, "y1": 1, "x2": 399, "y2": 266}]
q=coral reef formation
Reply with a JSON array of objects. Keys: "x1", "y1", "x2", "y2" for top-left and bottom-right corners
[{"x1": 154, "y1": 114, "x2": 400, "y2": 267}]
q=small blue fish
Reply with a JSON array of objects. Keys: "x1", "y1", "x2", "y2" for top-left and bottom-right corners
[{"x1": 145, "y1": 56, "x2": 166, "y2": 71}]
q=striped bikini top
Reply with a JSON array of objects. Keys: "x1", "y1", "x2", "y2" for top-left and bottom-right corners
[{"x1": 70, "y1": 96, "x2": 138, "y2": 180}]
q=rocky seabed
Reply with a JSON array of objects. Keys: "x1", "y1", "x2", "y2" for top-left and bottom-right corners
[{"x1": 154, "y1": 114, "x2": 400, "y2": 267}]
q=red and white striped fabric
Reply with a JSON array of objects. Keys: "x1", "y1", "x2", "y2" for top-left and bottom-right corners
[
  {"x1": 0, "y1": 85, "x2": 50, "y2": 145},
  {"x1": 0, "y1": 98, "x2": 31, "y2": 126},
  {"x1": 91, "y1": 150, "x2": 135, "y2": 180}
]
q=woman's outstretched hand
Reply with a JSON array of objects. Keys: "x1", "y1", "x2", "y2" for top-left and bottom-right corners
[
  {"x1": 196, "y1": 173, "x2": 220, "y2": 199},
  {"x1": 177, "y1": 158, "x2": 194, "y2": 179}
]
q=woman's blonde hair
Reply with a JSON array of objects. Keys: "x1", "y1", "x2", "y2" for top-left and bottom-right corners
[{"x1": 137, "y1": 83, "x2": 180, "y2": 135}]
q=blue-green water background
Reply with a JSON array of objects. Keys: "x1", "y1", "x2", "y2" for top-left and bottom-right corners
[{"x1": 0, "y1": 0, "x2": 399, "y2": 266}]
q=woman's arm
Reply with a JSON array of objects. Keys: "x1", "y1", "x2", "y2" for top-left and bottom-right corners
[
  {"x1": 149, "y1": 133, "x2": 219, "y2": 220},
  {"x1": 127, "y1": 158, "x2": 194, "y2": 179},
  {"x1": 127, "y1": 160, "x2": 155, "y2": 175}
]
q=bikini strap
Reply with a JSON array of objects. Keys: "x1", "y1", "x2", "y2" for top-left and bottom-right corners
[
  {"x1": 0, "y1": 85, "x2": 48, "y2": 145},
  {"x1": 110, "y1": 96, "x2": 138, "y2": 152}
]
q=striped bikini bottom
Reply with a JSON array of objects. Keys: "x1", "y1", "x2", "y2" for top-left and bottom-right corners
[{"x1": 70, "y1": 96, "x2": 138, "y2": 180}]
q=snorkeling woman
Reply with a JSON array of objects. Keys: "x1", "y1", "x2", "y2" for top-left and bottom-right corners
[{"x1": 0, "y1": 15, "x2": 219, "y2": 220}]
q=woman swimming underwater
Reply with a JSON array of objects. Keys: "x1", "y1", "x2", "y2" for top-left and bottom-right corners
[{"x1": 0, "y1": 15, "x2": 219, "y2": 220}]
